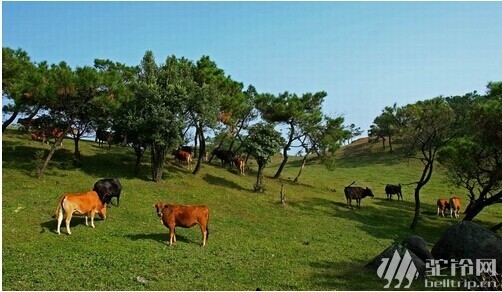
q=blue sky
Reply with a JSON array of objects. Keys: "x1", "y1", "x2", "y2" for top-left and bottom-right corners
[{"x1": 3, "y1": 2, "x2": 502, "y2": 134}]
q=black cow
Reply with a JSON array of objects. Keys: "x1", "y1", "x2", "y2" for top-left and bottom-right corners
[
  {"x1": 344, "y1": 185, "x2": 374, "y2": 208},
  {"x1": 385, "y1": 184, "x2": 403, "y2": 201},
  {"x1": 96, "y1": 129, "x2": 112, "y2": 149},
  {"x1": 93, "y1": 178, "x2": 122, "y2": 207},
  {"x1": 211, "y1": 149, "x2": 234, "y2": 167}
]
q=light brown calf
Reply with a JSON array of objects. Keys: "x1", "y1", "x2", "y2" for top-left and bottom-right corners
[
  {"x1": 437, "y1": 198, "x2": 450, "y2": 217},
  {"x1": 233, "y1": 156, "x2": 246, "y2": 175},
  {"x1": 52, "y1": 191, "x2": 107, "y2": 235},
  {"x1": 449, "y1": 196, "x2": 462, "y2": 218},
  {"x1": 154, "y1": 202, "x2": 209, "y2": 247}
]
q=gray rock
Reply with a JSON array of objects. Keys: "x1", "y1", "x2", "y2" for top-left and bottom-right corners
[
  {"x1": 431, "y1": 221, "x2": 501, "y2": 273},
  {"x1": 367, "y1": 242, "x2": 426, "y2": 277},
  {"x1": 404, "y1": 235, "x2": 434, "y2": 263}
]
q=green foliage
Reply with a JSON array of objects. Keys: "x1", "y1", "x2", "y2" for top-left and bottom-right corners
[
  {"x1": 438, "y1": 83, "x2": 502, "y2": 219},
  {"x1": 244, "y1": 123, "x2": 285, "y2": 191}
]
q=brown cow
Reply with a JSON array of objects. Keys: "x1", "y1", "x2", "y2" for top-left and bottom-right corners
[
  {"x1": 233, "y1": 155, "x2": 246, "y2": 175},
  {"x1": 437, "y1": 198, "x2": 450, "y2": 217},
  {"x1": 154, "y1": 202, "x2": 209, "y2": 247},
  {"x1": 172, "y1": 149, "x2": 193, "y2": 170},
  {"x1": 52, "y1": 191, "x2": 107, "y2": 235},
  {"x1": 449, "y1": 196, "x2": 462, "y2": 218}
]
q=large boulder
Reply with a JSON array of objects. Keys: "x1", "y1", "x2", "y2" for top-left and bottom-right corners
[
  {"x1": 431, "y1": 221, "x2": 502, "y2": 273},
  {"x1": 367, "y1": 242, "x2": 426, "y2": 277},
  {"x1": 404, "y1": 235, "x2": 434, "y2": 264}
]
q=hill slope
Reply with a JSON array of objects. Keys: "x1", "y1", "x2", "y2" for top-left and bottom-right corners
[{"x1": 2, "y1": 130, "x2": 500, "y2": 290}]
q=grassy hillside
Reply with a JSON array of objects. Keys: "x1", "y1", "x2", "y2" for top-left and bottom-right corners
[{"x1": 2, "y1": 130, "x2": 500, "y2": 290}]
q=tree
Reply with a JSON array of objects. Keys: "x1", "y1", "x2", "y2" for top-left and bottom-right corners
[
  {"x1": 2, "y1": 47, "x2": 42, "y2": 130},
  {"x1": 293, "y1": 115, "x2": 349, "y2": 182},
  {"x1": 136, "y1": 52, "x2": 185, "y2": 182},
  {"x1": 256, "y1": 91, "x2": 326, "y2": 179},
  {"x1": 439, "y1": 83, "x2": 502, "y2": 227},
  {"x1": 399, "y1": 97, "x2": 456, "y2": 229},
  {"x1": 244, "y1": 123, "x2": 285, "y2": 192},
  {"x1": 369, "y1": 103, "x2": 399, "y2": 151},
  {"x1": 37, "y1": 63, "x2": 104, "y2": 177}
]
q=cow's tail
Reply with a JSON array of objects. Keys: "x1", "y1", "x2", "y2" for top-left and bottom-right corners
[
  {"x1": 52, "y1": 195, "x2": 66, "y2": 219},
  {"x1": 346, "y1": 181, "x2": 356, "y2": 188}
]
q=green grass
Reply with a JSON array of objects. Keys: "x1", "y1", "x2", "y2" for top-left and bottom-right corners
[{"x1": 2, "y1": 131, "x2": 500, "y2": 290}]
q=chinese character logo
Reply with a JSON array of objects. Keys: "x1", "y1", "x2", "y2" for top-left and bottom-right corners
[{"x1": 377, "y1": 250, "x2": 419, "y2": 288}]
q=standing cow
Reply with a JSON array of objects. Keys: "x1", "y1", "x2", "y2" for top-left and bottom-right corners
[
  {"x1": 385, "y1": 184, "x2": 403, "y2": 201},
  {"x1": 211, "y1": 149, "x2": 234, "y2": 168},
  {"x1": 344, "y1": 183, "x2": 374, "y2": 208},
  {"x1": 436, "y1": 198, "x2": 450, "y2": 217},
  {"x1": 52, "y1": 190, "x2": 107, "y2": 235},
  {"x1": 449, "y1": 196, "x2": 462, "y2": 218},
  {"x1": 93, "y1": 178, "x2": 122, "y2": 207},
  {"x1": 154, "y1": 202, "x2": 210, "y2": 247}
]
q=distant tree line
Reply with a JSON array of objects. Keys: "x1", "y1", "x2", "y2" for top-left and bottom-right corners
[
  {"x1": 2, "y1": 47, "x2": 353, "y2": 190},
  {"x1": 369, "y1": 83, "x2": 502, "y2": 229}
]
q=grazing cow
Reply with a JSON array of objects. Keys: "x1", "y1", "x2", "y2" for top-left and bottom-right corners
[
  {"x1": 31, "y1": 130, "x2": 46, "y2": 143},
  {"x1": 385, "y1": 184, "x2": 403, "y2": 201},
  {"x1": 47, "y1": 127, "x2": 65, "y2": 146},
  {"x1": 233, "y1": 155, "x2": 246, "y2": 175},
  {"x1": 31, "y1": 127, "x2": 64, "y2": 146},
  {"x1": 154, "y1": 202, "x2": 210, "y2": 247},
  {"x1": 95, "y1": 129, "x2": 112, "y2": 149},
  {"x1": 52, "y1": 191, "x2": 107, "y2": 235},
  {"x1": 211, "y1": 149, "x2": 234, "y2": 167},
  {"x1": 172, "y1": 149, "x2": 193, "y2": 170},
  {"x1": 344, "y1": 183, "x2": 374, "y2": 208},
  {"x1": 449, "y1": 196, "x2": 462, "y2": 218},
  {"x1": 436, "y1": 198, "x2": 450, "y2": 217},
  {"x1": 93, "y1": 178, "x2": 122, "y2": 207},
  {"x1": 179, "y1": 145, "x2": 193, "y2": 154}
]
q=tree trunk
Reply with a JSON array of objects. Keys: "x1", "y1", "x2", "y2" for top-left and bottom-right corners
[
  {"x1": 151, "y1": 142, "x2": 167, "y2": 182},
  {"x1": 410, "y1": 183, "x2": 424, "y2": 230},
  {"x1": 293, "y1": 152, "x2": 309, "y2": 183},
  {"x1": 410, "y1": 159, "x2": 434, "y2": 229},
  {"x1": 255, "y1": 163, "x2": 265, "y2": 192},
  {"x1": 463, "y1": 191, "x2": 502, "y2": 221},
  {"x1": 2, "y1": 109, "x2": 19, "y2": 131},
  {"x1": 37, "y1": 125, "x2": 72, "y2": 178},
  {"x1": 193, "y1": 126, "x2": 205, "y2": 175},
  {"x1": 134, "y1": 145, "x2": 145, "y2": 175},
  {"x1": 274, "y1": 126, "x2": 294, "y2": 179},
  {"x1": 73, "y1": 137, "x2": 81, "y2": 159}
]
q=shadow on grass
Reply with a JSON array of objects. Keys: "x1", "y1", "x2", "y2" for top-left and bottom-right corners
[
  {"x1": 203, "y1": 174, "x2": 247, "y2": 191},
  {"x1": 125, "y1": 232, "x2": 190, "y2": 245},
  {"x1": 309, "y1": 260, "x2": 383, "y2": 290},
  {"x1": 39, "y1": 216, "x2": 105, "y2": 234}
]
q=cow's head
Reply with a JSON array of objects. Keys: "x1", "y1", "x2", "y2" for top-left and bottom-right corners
[
  {"x1": 364, "y1": 187, "x2": 374, "y2": 198},
  {"x1": 154, "y1": 202, "x2": 165, "y2": 217},
  {"x1": 98, "y1": 203, "x2": 107, "y2": 219}
]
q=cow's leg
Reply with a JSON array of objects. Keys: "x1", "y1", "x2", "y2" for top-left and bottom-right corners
[
  {"x1": 437, "y1": 207, "x2": 440, "y2": 217},
  {"x1": 199, "y1": 224, "x2": 207, "y2": 247},
  {"x1": 168, "y1": 226, "x2": 175, "y2": 246},
  {"x1": 116, "y1": 194, "x2": 120, "y2": 207},
  {"x1": 56, "y1": 209, "x2": 64, "y2": 234},
  {"x1": 357, "y1": 199, "x2": 361, "y2": 208},
  {"x1": 85, "y1": 215, "x2": 89, "y2": 226},
  {"x1": 65, "y1": 211, "x2": 73, "y2": 235},
  {"x1": 90, "y1": 210, "x2": 96, "y2": 228}
]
